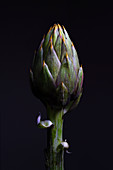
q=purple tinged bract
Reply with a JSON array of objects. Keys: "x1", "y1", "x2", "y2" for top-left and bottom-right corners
[{"x1": 30, "y1": 24, "x2": 83, "y2": 114}]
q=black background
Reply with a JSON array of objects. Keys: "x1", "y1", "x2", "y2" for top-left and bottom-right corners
[{"x1": 0, "y1": 2, "x2": 113, "y2": 170}]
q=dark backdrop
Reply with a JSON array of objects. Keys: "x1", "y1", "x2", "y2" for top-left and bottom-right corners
[{"x1": 0, "y1": 2, "x2": 113, "y2": 170}]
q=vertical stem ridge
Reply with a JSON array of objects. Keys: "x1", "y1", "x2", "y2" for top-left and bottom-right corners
[{"x1": 46, "y1": 106, "x2": 64, "y2": 170}]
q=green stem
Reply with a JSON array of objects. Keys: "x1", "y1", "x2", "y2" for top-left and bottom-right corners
[{"x1": 45, "y1": 106, "x2": 64, "y2": 170}]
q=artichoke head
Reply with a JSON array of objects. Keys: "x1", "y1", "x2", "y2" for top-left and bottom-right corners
[{"x1": 30, "y1": 24, "x2": 83, "y2": 113}]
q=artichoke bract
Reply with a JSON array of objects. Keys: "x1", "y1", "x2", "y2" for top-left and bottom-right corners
[{"x1": 30, "y1": 24, "x2": 83, "y2": 113}]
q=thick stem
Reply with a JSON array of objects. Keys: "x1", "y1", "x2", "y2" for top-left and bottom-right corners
[{"x1": 45, "y1": 106, "x2": 64, "y2": 170}]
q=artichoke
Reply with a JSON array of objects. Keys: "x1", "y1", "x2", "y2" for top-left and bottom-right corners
[
  {"x1": 30, "y1": 24, "x2": 83, "y2": 113},
  {"x1": 30, "y1": 24, "x2": 84, "y2": 170}
]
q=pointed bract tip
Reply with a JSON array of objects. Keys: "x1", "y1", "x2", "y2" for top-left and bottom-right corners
[
  {"x1": 62, "y1": 36, "x2": 65, "y2": 43},
  {"x1": 62, "y1": 25, "x2": 66, "y2": 33},
  {"x1": 40, "y1": 43, "x2": 43, "y2": 50},
  {"x1": 58, "y1": 24, "x2": 61, "y2": 29},
  {"x1": 53, "y1": 24, "x2": 58, "y2": 30},
  {"x1": 72, "y1": 42, "x2": 74, "y2": 47},
  {"x1": 54, "y1": 24, "x2": 58, "y2": 32},
  {"x1": 43, "y1": 60, "x2": 45, "y2": 67},
  {"x1": 66, "y1": 52, "x2": 68, "y2": 59},
  {"x1": 48, "y1": 26, "x2": 52, "y2": 33},
  {"x1": 62, "y1": 25, "x2": 65, "y2": 30},
  {"x1": 49, "y1": 35, "x2": 52, "y2": 42},
  {"x1": 53, "y1": 23, "x2": 57, "y2": 28},
  {"x1": 61, "y1": 82, "x2": 64, "y2": 86}
]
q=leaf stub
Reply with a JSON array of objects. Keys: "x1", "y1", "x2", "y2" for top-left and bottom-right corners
[
  {"x1": 57, "y1": 141, "x2": 69, "y2": 153},
  {"x1": 37, "y1": 115, "x2": 53, "y2": 128}
]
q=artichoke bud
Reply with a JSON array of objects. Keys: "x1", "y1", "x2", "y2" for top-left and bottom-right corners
[{"x1": 30, "y1": 24, "x2": 83, "y2": 113}]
